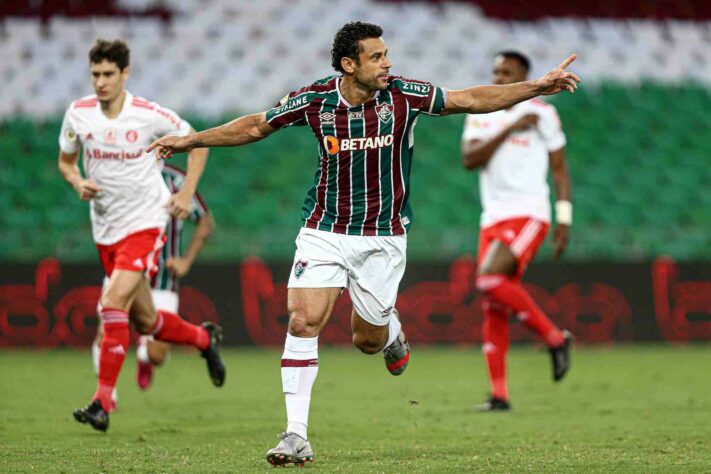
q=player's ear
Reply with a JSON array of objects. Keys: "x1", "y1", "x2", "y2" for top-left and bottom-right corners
[
  {"x1": 341, "y1": 57, "x2": 356, "y2": 75},
  {"x1": 121, "y1": 66, "x2": 130, "y2": 81}
]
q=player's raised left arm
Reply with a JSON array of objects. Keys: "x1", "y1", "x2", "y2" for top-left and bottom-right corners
[
  {"x1": 550, "y1": 147, "x2": 572, "y2": 258},
  {"x1": 147, "y1": 112, "x2": 277, "y2": 159},
  {"x1": 442, "y1": 55, "x2": 581, "y2": 115}
]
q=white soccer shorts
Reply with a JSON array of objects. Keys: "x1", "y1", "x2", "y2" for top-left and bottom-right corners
[{"x1": 287, "y1": 227, "x2": 407, "y2": 326}]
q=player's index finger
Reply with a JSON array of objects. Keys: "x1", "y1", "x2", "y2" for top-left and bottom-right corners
[{"x1": 558, "y1": 54, "x2": 577, "y2": 70}]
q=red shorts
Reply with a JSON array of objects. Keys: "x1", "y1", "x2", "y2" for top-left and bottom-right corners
[
  {"x1": 96, "y1": 228, "x2": 165, "y2": 278},
  {"x1": 477, "y1": 217, "x2": 549, "y2": 280}
]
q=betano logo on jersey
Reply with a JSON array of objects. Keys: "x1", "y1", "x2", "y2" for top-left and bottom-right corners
[{"x1": 323, "y1": 134, "x2": 394, "y2": 154}]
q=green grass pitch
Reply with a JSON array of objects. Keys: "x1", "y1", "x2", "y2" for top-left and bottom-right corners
[{"x1": 1, "y1": 345, "x2": 710, "y2": 472}]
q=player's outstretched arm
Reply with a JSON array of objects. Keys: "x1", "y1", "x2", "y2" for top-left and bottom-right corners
[
  {"x1": 443, "y1": 55, "x2": 581, "y2": 115},
  {"x1": 147, "y1": 112, "x2": 277, "y2": 159}
]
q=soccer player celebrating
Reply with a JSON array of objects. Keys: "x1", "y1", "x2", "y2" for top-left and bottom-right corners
[
  {"x1": 148, "y1": 23, "x2": 580, "y2": 466},
  {"x1": 461, "y1": 51, "x2": 574, "y2": 412},
  {"x1": 58, "y1": 40, "x2": 225, "y2": 432},
  {"x1": 91, "y1": 163, "x2": 215, "y2": 405}
]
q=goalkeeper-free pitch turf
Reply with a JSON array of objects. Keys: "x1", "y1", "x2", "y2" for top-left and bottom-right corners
[{"x1": 1, "y1": 345, "x2": 709, "y2": 473}]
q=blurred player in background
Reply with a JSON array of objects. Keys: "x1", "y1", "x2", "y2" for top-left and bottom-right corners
[
  {"x1": 149, "y1": 22, "x2": 580, "y2": 466},
  {"x1": 92, "y1": 163, "x2": 214, "y2": 409},
  {"x1": 58, "y1": 39, "x2": 225, "y2": 432},
  {"x1": 461, "y1": 51, "x2": 574, "y2": 412}
]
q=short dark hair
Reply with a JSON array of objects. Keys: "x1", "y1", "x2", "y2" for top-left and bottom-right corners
[
  {"x1": 331, "y1": 22, "x2": 383, "y2": 73},
  {"x1": 89, "y1": 39, "x2": 130, "y2": 70},
  {"x1": 497, "y1": 50, "x2": 530, "y2": 73}
]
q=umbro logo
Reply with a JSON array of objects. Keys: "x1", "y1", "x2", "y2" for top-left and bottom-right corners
[
  {"x1": 132, "y1": 258, "x2": 143, "y2": 268},
  {"x1": 319, "y1": 112, "x2": 335, "y2": 125}
]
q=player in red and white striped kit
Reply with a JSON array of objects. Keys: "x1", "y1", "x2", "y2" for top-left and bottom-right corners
[
  {"x1": 462, "y1": 51, "x2": 573, "y2": 411},
  {"x1": 58, "y1": 40, "x2": 225, "y2": 432}
]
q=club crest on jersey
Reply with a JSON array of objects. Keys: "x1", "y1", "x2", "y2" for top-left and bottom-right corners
[
  {"x1": 125, "y1": 130, "x2": 138, "y2": 143},
  {"x1": 375, "y1": 103, "x2": 393, "y2": 123},
  {"x1": 105, "y1": 128, "x2": 117, "y2": 145},
  {"x1": 319, "y1": 112, "x2": 336, "y2": 125},
  {"x1": 294, "y1": 260, "x2": 308, "y2": 279}
]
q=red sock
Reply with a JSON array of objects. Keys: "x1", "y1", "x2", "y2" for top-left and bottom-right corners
[
  {"x1": 482, "y1": 297, "x2": 510, "y2": 401},
  {"x1": 93, "y1": 307, "x2": 129, "y2": 411},
  {"x1": 477, "y1": 275, "x2": 564, "y2": 347},
  {"x1": 151, "y1": 310, "x2": 210, "y2": 350}
]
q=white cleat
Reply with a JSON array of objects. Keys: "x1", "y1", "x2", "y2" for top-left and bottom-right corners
[{"x1": 266, "y1": 432, "x2": 315, "y2": 467}]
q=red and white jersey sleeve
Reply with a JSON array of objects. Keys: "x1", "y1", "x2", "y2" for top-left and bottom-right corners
[
  {"x1": 461, "y1": 98, "x2": 566, "y2": 227},
  {"x1": 58, "y1": 91, "x2": 192, "y2": 245}
]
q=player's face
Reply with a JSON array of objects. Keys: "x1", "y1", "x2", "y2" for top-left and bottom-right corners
[
  {"x1": 91, "y1": 60, "x2": 129, "y2": 103},
  {"x1": 492, "y1": 57, "x2": 527, "y2": 85},
  {"x1": 354, "y1": 37, "x2": 392, "y2": 91}
]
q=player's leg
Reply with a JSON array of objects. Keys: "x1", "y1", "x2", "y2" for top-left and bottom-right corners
[
  {"x1": 267, "y1": 286, "x2": 339, "y2": 467},
  {"x1": 135, "y1": 289, "x2": 176, "y2": 390},
  {"x1": 129, "y1": 279, "x2": 225, "y2": 387},
  {"x1": 474, "y1": 225, "x2": 512, "y2": 410},
  {"x1": 476, "y1": 219, "x2": 570, "y2": 382},
  {"x1": 92, "y1": 278, "x2": 119, "y2": 409},
  {"x1": 476, "y1": 297, "x2": 512, "y2": 411},
  {"x1": 74, "y1": 268, "x2": 144, "y2": 431},
  {"x1": 267, "y1": 228, "x2": 348, "y2": 467},
  {"x1": 347, "y1": 234, "x2": 410, "y2": 375},
  {"x1": 91, "y1": 319, "x2": 119, "y2": 411}
]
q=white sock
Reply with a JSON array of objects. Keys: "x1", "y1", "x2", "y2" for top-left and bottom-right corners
[
  {"x1": 385, "y1": 311, "x2": 402, "y2": 348},
  {"x1": 136, "y1": 336, "x2": 151, "y2": 363},
  {"x1": 282, "y1": 333, "x2": 319, "y2": 440},
  {"x1": 92, "y1": 341, "x2": 100, "y2": 376}
]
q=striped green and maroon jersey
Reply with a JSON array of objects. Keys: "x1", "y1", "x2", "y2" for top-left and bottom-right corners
[
  {"x1": 150, "y1": 164, "x2": 209, "y2": 292},
  {"x1": 266, "y1": 75, "x2": 448, "y2": 236}
]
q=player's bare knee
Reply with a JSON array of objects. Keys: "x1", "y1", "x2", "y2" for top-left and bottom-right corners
[
  {"x1": 130, "y1": 312, "x2": 155, "y2": 335},
  {"x1": 352, "y1": 332, "x2": 384, "y2": 355},
  {"x1": 100, "y1": 289, "x2": 131, "y2": 312},
  {"x1": 288, "y1": 313, "x2": 320, "y2": 338},
  {"x1": 149, "y1": 351, "x2": 167, "y2": 365}
]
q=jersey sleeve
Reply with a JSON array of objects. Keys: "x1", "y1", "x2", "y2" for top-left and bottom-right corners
[
  {"x1": 539, "y1": 106, "x2": 566, "y2": 151},
  {"x1": 461, "y1": 114, "x2": 493, "y2": 143},
  {"x1": 152, "y1": 105, "x2": 192, "y2": 139},
  {"x1": 59, "y1": 108, "x2": 80, "y2": 154},
  {"x1": 392, "y1": 77, "x2": 448, "y2": 116},
  {"x1": 265, "y1": 89, "x2": 312, "y2": 129}
]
